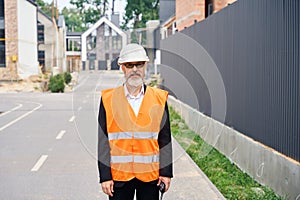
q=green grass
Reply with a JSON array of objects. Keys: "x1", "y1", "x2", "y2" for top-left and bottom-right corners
[{"x1": 169, "y1": 107, "x2": 283, "y2": 200}]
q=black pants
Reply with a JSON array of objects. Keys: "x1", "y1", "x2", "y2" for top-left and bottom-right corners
[{"x1": 109, "y1": 178, "x2": 159, "y2": 200}]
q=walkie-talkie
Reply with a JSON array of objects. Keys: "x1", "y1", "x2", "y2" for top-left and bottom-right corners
[{"x1": 158, "y1": 182, "x2": 165, "y2": 200}]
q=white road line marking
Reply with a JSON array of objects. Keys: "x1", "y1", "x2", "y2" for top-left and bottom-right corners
[
  {"x1": 56, "y1": 130, "x2": 66, "y2": 140},
  {"x1": 31, "y1": 155, "x2": 48, "y2": 172},
  {"x1": 0, "y1": 103, "x2": 42, "y2": 132},
  {"x1": 69, "y1": 116, "x2": 75, "y2": 122},
  {"x1": 77, "y1": 106, "x2": 82, "y2": 111},
  {"x1": 0, "y1": 103, "x2": 23, "y2": 117},
  {"x1": 83, "y1": 100, "x2": 87, "y2": 104}
]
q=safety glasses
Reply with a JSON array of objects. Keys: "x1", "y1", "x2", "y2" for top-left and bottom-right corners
[{"x1": 123, "y1": 62, "x2": 145, "y2": 69}]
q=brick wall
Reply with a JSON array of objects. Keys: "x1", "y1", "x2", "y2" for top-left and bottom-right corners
[
  {"x1": 214, "y1": 0, "x2": 237, "y2": 13},
  {"x1": 176, "y1": 0, "x2": 205, "y2": 31},
  {"x1": 175, "y1": 0, "x2": 237, "y2": 32},
  {"x1": 0, "y1": 0, "x2": 18, "y2": 80}
]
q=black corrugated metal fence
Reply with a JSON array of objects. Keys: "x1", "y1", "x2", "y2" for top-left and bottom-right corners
[{"x1": 160, "y1": 0, "x2": 299, "y2": 161}]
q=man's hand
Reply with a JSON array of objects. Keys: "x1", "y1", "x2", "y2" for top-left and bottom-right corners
[
  {"x1": 157, "y1": 176, "x2": 171, "y2": 192},
  {"x1": 101, "y1": 180, "x2": 114, "y2": 197}
]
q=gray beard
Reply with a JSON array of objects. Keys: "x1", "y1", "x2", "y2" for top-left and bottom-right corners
[{"x1": 127, "y1": 76, "x2": 143, "y2": 87}]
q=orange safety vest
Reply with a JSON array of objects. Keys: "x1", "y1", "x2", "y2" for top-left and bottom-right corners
[{"x1": 101, "y1": 86, "x2": 168, "y2": 182}]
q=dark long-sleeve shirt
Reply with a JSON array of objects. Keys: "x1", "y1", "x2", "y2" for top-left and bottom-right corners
[{"x1": 97, "y1": 86, "x2": 173, "y2": 183}]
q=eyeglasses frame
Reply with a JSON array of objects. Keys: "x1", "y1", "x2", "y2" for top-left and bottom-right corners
[{"x1": 123, "y1": 62, "x2": 146, "y2": 69}]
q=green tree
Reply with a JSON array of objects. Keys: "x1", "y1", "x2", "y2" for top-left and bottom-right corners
[
  {"x1": 122, "y1": 0, "x2": 159, "y2": 29},
  {"x1": 70, "y1": 0, "x2": 109, "y2": 29},
  {"x1": 36, "y1": 0, "x2": 58, "y2": 19},
  {"x1": 61, "y1": 7, "x2": 85, "y2": 32}
]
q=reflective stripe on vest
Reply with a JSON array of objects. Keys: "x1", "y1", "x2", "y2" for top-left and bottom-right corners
[
  {"x1": 108, "y1": 132, "x2": 159, "y2": 140},
  {"x1": 101, "y1": 86, "x2": 168, "y2": 182},
  {"x1": 111, "y1": 154, "x2": 160, "y2": 163}
]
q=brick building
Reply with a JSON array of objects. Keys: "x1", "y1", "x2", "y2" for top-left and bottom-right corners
[
  {"x1": 0, "y1": 0, "x2": 67, "y2": 81},
  {"x1": 0, "y1": 0, "x2": 39, "y2": 80},
  {"x1": 176, "y1": 0, "x2": 237, "y2": 31}
]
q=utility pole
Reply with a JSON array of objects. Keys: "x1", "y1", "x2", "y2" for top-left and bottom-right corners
[
  {"x1": 103, "y1": 0, "x2": 107, "y2": 16},
  {"x1": 51, "y1": 0, "x2": 58, "y2": 20},
  {"x1": 112, "y1": 0, "x2": 115, "y2": 14},
  {"x1": 55, "y1": 0, "x2": 58, "y2": 20},
  {"x1": 52, "y1": 0, "x2": 54, "y2": 19}
]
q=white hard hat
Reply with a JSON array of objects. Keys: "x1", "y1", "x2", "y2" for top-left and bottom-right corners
[{"x1": 118, "y1": 43, "x2": 149, "y2": 63}]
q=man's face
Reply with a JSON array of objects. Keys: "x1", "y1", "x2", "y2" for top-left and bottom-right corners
[{"x1": 121, "y1": 62, "x2": 146, "y2": 87}]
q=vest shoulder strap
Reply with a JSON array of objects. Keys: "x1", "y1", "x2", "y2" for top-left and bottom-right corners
[
  {"x1": 101, "y1": 87, "x2": 121, "y2": 102},
  {"x1": 147, "y1": 86, "x2": 168, "y2": 104}
]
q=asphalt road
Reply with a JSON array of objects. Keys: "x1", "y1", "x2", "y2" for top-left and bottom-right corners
[
  {"x1": 0, "y1": 71, "x2": 124, "y2": 200},
  {"x1": 0, "y1": 71, "x2": 224, "y2": 200}
]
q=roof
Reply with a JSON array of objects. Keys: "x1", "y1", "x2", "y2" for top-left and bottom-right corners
[
  {"x1": 37, "y1": 8, "x2": 52, "y2": 22},
  {"x1": 81, "y1": 16, "x2": 127, "y2": 61},
  {"x1": 161, "y1": 15, "x2": 176, "y2": 28},
  {"x1": 26, "y1": 0, "x2": 37, "y2": 6},
  {"x1": 81, "y1": 16, "x2": 125, "y2": 39},
  {"x1": 67, "y1": 32, "x2": 83, "y2": 37}
]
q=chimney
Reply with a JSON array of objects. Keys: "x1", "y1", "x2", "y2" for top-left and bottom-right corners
[{"x1": 111, "y1": 13, "x2": 120, "y2": 27}]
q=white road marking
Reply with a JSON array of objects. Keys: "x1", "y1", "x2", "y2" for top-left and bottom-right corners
[
  {"x1": 31, "y1": 155, "x2": 48, "y2": 172},
  {"x1": 77, "y1": 106, "x2": 82, "y2": 111},
  {"x1": 0, "y1": 103, "x2": 23, "y2": 117},
  {"x1": 69, "y1": 116, "x2": 75, "y2": 122},
  {"x1": 56, "y1": 130, "x2": 66, "y2": 140},
  {"x1": 0, "y1": 103, "x2": 42, "y2": 132}
]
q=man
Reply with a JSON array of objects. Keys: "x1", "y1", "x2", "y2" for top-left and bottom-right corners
[{"x1": 98, "y1": 43, "x2": 173, "y2": 200}]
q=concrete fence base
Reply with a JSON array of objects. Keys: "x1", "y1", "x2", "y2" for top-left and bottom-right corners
[{"x1": 168, "y1": 96, "x2": 300, "y2": 200}]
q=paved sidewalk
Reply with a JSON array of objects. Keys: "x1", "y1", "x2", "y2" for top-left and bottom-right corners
[{"x1": 163, "y1": 138, "x2": 225, "y2": 200}]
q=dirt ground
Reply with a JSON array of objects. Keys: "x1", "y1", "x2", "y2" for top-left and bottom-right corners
[
  {"x1": 0, "y1": 79, "x2": 46, "y2": 93},
  {"x1": 0, "y1": 72, "x2": 78, "y2": 93}
]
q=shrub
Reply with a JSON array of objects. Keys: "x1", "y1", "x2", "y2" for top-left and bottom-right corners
[
  {"x1": 48, "y1": 74, "x2": 65, "y2": 93},
  {"x1": 64, "y1": 72, "x2": 72, "y2": 84}
]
